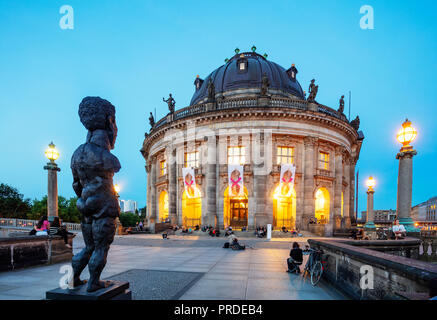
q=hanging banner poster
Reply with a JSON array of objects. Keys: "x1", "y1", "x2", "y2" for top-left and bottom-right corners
[
  {"x1": 182, "y1": 167, "x2": 199, "y2": 198},
  {"x1": 280, "y1": 164, "x2": 296, "y2": 197},
  {"x1": 228, "y1": 165, "x2": 244, "y2": 197}
]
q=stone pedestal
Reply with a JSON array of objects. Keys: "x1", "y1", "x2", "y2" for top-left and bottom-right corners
[
  {"x1": 46, "y1": 281, "x2": 131, "y2": 300},
  {"x1": 396, "y1": 149, "x2": 419, "y2": 235},
  {"x1": 44, "y1": 162, "x2": 60, "y2": 222},
  {"x1": 308, "y1": 102, "x2": 318, "y2": 112}
]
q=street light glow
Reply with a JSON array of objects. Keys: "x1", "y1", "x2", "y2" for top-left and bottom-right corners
[
  {"x1": 114, "y1": 184, "x2": 121, "y2": 193},
  {"x1": 44, "y1": 142, "x2": 59, "y2": 162},
  {"x1": 366, "y1": 176, "x2": 376, "y2": 191},
  {"x1": 396, "y1": 119, "x2": 417, "y2": 149}
]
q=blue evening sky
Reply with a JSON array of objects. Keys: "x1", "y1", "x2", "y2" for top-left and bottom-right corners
[{"x1": 0, "y1": 0, "x2": 436, "y2": 216}]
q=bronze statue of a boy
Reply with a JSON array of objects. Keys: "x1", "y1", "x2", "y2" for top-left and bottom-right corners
[{"x1": 70, "y1": 96, "x2": 121, "y2": 292}]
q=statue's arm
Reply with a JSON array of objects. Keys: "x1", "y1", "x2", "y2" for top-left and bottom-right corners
[
  {"x1": 103, "y1": 152, "x2": 121, "y2": 173},
  {"x1": 72, "y1": 168, "x2": 83, "y2": 197}
]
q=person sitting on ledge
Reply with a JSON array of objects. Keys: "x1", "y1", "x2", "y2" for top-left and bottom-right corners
[
  {"x1": 392, "y1": 220, "x2": 407, "y2": 240},
  {"x1": 30, "y1": 215, "x2": 49, "y2": 236},
  {"x1": 194, "y1": 224, "x2": 200, "y2": 231},
  {"x1": 282, "y1": 226, "x2": 288, "y2": 233},
  {"x1": 287, "y1": 242, "x2": 303, "y2": 274},
  {"x1": 49, "y1": 217, "x2": 73, "y2": 248}
]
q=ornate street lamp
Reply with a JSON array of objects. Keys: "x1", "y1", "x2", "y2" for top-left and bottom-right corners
[
  {"x1": 364, "y1": 176, "x2": 376, "y2": 230},
  {"x1": 395, "y1": 119, "x2": 419, "y2": 234},
  {"x1": 44, "y1": 142, "x2": 60, "y2": 222}
]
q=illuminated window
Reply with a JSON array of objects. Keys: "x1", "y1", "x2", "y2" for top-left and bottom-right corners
[
  {"x1": 315, "y1": 188, "x2": 330, "y2": 224},
  {"x1": 318, "y1": 152, "x2": 329, "y2": 170},
  {"x1": 277, "y1": 147, "x2": 294, "y2": 165},
  {"x1": 160, "y1": 160, "x2": 167, "y2": 176},
  {"x1": 228, "y1": 146, "x2": 245, "y2": 165},
  {"x1": 184, "y1": 151, "x2": 199, "y2": 168}
]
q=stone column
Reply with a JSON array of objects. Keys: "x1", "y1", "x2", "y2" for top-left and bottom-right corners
[
  {"x1": 396, "y1": 149, "x2": 419, "y2": 234},
  {"x1": 166, "y1": 147, "x2": 177, "y2": 225},
  {"x1": 206, "y1": 135, "x2": 217, "y2": 227},
  {"x1": 333, "y1": 147, "x2": 343, "y2": 230},
  {"x1": 348, "y1": 160, "x2": 356, "y2": 227},
  {"x1": 364, "y1": 188, "x2": 376, "y2": 230},
  {"x1": 343, "y1": 158, "x2": 351, "y2": 228},
  {"x1": 149, "y1": 157, "x2": 157, "y2": 232},
  {"x1": 303, "y1": 136, "x2": 317, "y2": 229},
  {"x1": 253, "y1": 132, "x2": 268, "y2": 229},
  {"x1": 44, "y1": 161, "x2": 60, "y2": 222}
]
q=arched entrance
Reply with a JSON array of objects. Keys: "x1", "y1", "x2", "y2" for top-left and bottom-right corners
[
  {"x1": 273, "y1": 184, "x2": 296, "y2": 230},
  {"x1": 224, "y1": 186, "x2": 248, "y2": 229},
  {"x1": 315, "y1": 187, "x2": 330, "y2": 224},
  {"x1": 159, "y1": 191, "x2": 169, "y2": 222},
  {"x1": 182, "y1": 188, "x2": 202, "y2": 228}
]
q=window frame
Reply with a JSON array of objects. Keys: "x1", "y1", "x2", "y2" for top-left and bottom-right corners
[
  {"x1": 227, "y1": 146, "x2": 246, "y2": 165},
  {"x1": 318, "y1": 151, "x2": 330, "y2": 170},
  {"x1": 276, "y1": 146, "x2": 294, "y2": 165},
  {"x1": 159, "y1": 160, "x2": 167, "y2": 176},
  {"x1": 184, "y1": 151, "x2": 199, "y2": 168}
]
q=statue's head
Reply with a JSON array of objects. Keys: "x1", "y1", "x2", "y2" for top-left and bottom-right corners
[
  {"x1": 78, "y1": 96, "x2": 117, "y2": 149},
  {"x1": 341, "y1": 95, "x2": 344, "y2": 99},
  {"x1": 311, "y1": 79, "x2": 315, "y2": 83},
  {"x1": 169, "y1": 93, "x2": 172, "y2": 97}
]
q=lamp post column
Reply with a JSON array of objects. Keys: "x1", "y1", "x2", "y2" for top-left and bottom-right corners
[
  {"x1": 364, "y1": 189, "x2": 375, "y2": 230},
  {"x1": 44, "y1": 142, "x2": 60, "y2": 222},
  {"x1": 395, "y1": 119, "x2": 420, "y2": 235},
  {"x1": 396, "y1": 150, "x2": 419, "y2": 234},
  {"x1": 44, "y1": 162, "x2": 60, "y2": 222}
]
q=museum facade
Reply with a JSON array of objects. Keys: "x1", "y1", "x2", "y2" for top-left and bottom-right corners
[{"x1": 140, "y1": 49, "x2": 364, "y2": 235}]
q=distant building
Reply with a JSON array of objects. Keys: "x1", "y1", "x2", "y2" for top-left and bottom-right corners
[
  {"x1": 412, "y1": 196, "x2": 437, "y2": 230},
  {"x1": 358, "y1": 209, "x2": 396, "y2": 227},
  {"x1": 119, "y1": 199, "x2": 138, "y2": 214}
]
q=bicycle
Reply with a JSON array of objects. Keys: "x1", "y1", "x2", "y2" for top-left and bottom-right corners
[{"x1": 303, "y1": 247, "x2": 326, "y2": 286}]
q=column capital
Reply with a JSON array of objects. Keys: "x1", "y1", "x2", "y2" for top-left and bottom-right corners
[
  {"x1": 396, "y1": 149, "x2": 417, "y2": 159},
  {"x1": 335, "y1": 145, "x2": 346, "y2": 156},
  {"x1": 304, "y1": 136, "x2": 318, "y2": 146}
]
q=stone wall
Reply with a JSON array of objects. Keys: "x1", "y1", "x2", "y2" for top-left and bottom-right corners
[
  {"x1": 0, "y1": 235, "x2": 74, "y2": 271},
  {"x1": 308, "y1": 238, "x2": 436, "y2": 300}
]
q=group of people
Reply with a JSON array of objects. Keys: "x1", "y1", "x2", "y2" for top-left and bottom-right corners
[
  {"x1": 352, "y1": 219, "x2": 408, "y2": 240},
  {"x1": 254, "y1": 226, "x2": 267, "y2": 238},
  {"x1": 29, "y1": 215, "x2": 73, "y2": 248}
]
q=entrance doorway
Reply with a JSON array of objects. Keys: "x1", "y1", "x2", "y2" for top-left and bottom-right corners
[
  {"x1": 230, "y1": 199, "x2": 248, "y2": 228},
  {"x1": 224, "y1": 186, "x2": 248, "y2": 229},
  {"x1": 273, "y1": 184, "x2": 296, "y2": 230},
  {"x1": 182, "y1": 189, "x2": 202, "y2": 228}
]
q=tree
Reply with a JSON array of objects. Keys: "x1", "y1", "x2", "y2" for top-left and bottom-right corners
[
  {"x1": 28, "y1": 196, "x2": 81, "y2": 223},
  {"x1": 0, "y1": 183, "x2": 31, "y2": 218},
  {"x1": 119, "y1": 212, "x2": 140, "y2": 227}
]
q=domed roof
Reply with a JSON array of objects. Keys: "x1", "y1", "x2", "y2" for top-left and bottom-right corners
[{"x1": 190, "y1": 51, "x2": 305, "y2": 106}]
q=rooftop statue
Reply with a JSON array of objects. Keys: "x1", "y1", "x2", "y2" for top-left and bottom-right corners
[
  {"x1": 338, "y1": 95, "x2": 345, "y2": 113},
  {"x1": 287, "y1": 64, "x2": 298, "y2": 80},
  {"x1": 350, "y1": 115, "x2": 360, "y2": 131},
  {"x1": 70, "y1": 97, "x2": 121, "y2": 292},
  {"x1": 307, "y1": 79, "x2": 318, "y2": 103},
  {"x1": 207, "y1": 78, "x2": 215, "y2": 102},
  {"x1": 149, "y1": 112, "x2": 155, "y2": 127},
  {"x1": 163, "y1": 94, "x2": 175, "y2": 113},
  {"x1": 261, "y1": 72, "x2": 270, "y2": 96}
]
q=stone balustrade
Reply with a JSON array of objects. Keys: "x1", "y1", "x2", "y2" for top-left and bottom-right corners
[
  {"x1": 308, "y1": 238, "x2": 436, "y2": 300},
  {"x1": 0, "y1": 218, "x2": 81, "y2": 231},
  {"x1": 419, "y1": 230, "x2": 437, "y2": 262},
  {"x1": 152, "y1": 97, "x2": 347, "y2": 130}
]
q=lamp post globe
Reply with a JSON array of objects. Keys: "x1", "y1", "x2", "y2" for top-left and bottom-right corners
[
  {"x1": 395, "y1": 119, "x2": 419, "y2": 234},
  {"x1": 43, "y1": 142, "x2": 61, "y2": 222}
]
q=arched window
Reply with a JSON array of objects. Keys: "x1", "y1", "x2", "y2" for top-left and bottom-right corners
[
  {"x1": 159, "y1": 191, "x2": 168, "y2": 222},
  {"x1": 182, "y1": 187, "x2": 202, "y2": 228},
  {"x1": 315, "y1": 188, "x2": 330, "y2": 224}
]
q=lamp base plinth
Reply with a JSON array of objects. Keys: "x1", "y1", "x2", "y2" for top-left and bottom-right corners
[{"x1": 398, "y1": 217, "x2": 420, "y2": 236}]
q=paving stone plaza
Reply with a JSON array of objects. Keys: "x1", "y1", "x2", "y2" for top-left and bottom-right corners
[{"x1": 0, "y1": 233, "x2": 345, "y2": 300}]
